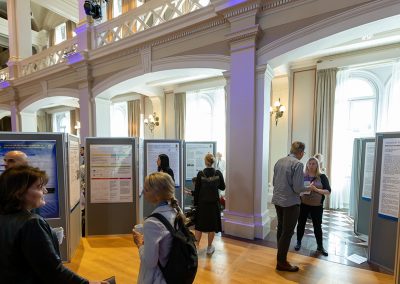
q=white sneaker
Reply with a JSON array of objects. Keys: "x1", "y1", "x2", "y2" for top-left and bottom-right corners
[{"x1": 206, "y1": 245, "x2": 215, "y2": 255}]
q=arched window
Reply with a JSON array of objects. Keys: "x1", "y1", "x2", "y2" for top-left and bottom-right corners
[
  {"x1": 331, "y1": 71, "x2": 378, "y2": 209},
  {"x1": 185, "y1": 87, "x2": 226, "y2": 156},
  {"x1": 52, "y1": 111, "x2": 71, "y2": 133},
  {"x1": 382, "y1": 62, "x2": 400, "y2": 132}
]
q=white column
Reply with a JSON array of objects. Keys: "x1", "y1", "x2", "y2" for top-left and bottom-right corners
[
  {"x1": 79, "y1": 82, "x2": 95, "y2": 140},
  {"x1": 7, "y1": 0, "x2": 32, "y2": 78},
  {"x1": 10, "y1": 100, "x2": 21, "y2": 132},
  {"x1": 253, "y1": 65, "x2": 273, "y2": 239},
  {"x1": 94, "y1": 98, "x2": 111, "y2": 137},
  {"x1": 20, "y1": 112, "x2": 37, "y2": 132},
  {"x1": 223, "y1": 9, "x2": 261, "y2": 239}
]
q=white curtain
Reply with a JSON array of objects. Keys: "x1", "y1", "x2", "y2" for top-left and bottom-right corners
[
  {"x1": 378, "y1": 60, "x2": 400, "y2": 132},
  {"x1": 330, "y1": 69, "x2": 351, "y2": 209}
]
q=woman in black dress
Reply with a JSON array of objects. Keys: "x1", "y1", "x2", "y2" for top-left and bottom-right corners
[
  {"x1": 194, "y1": 153, "x2": 225, "y2": 255},
  {"x1": 157, "y1": 154, "x2": 175, "y2": 181}
]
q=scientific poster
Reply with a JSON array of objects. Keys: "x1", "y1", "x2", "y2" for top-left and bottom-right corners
[
  {"x1": 185, "y1": 143, "x2": 214, "y2": 180},
  {"x1": 378, "y1": 138, "x2": 400, "y2": 219},
  {"x1": 68, "y1": 139, "x2": 80, "y2": 209},
  {"x1": 0, "y1": 140, "x2": 59, "y2": 218},
  {"x1": 146, "y1": 142, "x2": 180, "y2": 186},
  {"x1": 361, "y1": 141, "x2": 375, "y2": 200},
  {"x1": 90, "y1": 144, "x2": 133, "y2": 203}
]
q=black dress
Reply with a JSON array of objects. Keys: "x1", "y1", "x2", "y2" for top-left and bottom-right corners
[{"x1": 194, "y1": 167, "x2": 226, "y2": 232}]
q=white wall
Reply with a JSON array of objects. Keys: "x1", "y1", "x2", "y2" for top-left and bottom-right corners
[
  {"x1": 291, "y1": 68, "x2": 316, "y2": 164},
  {"x1": 269, "y1": 76, "x2": 290, "y2": 184}
]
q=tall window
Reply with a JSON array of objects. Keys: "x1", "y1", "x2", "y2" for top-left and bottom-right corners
[
  {"x1": 113, "y1": 0, "x2": 122, "y2": 18},
  {"x1": 110, "y1": 102, "x2": 128, "y2": 137},
  {"x1": 52, "y1": 111, "x2": 71, "y2": 133},
  {"x1": 185, "y1": 87, "x2": 226, "y2": 157},
  {"x1": 54, "y1": 23, "x2": 67, "y2": 45},
  {"x1": 331, "y1": 72, "x2": 377, "y2": 209}
]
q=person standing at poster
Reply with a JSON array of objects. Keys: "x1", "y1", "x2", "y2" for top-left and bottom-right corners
[
  {"x1": 3, "y1": 150, "x2": 29, "y2": 170},
  {"x1": 157, "y1": 154, "x2": 175, "y2": 181},
  {"x1": 0, "y1": 165, "x2": 108, "y2": 284},
  {"x1": 272, "y1": 141, "x2": 311, "y2": 272}
]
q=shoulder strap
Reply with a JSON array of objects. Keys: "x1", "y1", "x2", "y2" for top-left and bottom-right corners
[{"x1": 148, "y1": 213, "x2": 175, "y2": 233}]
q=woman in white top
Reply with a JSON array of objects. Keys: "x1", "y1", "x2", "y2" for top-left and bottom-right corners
[{"x1": 132, "y1": 172, "x2": 185, "y2": 284}]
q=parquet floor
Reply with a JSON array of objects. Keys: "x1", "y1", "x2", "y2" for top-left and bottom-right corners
[{"x1": 65, "y1": 234, "x2": 394, "y2": 284}]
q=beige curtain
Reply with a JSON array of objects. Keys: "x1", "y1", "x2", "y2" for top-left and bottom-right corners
[
  {"x1": 107, "y1": 0, "x2": 114, "y2": 20},
  {"x1": 70, "y1": 109, "x2": 80, "y2": 135},
  {"x1": 128, "y1": 100, "x2": 141, "y2": 137},
  {"x1": 66, "y1": 21, "x2": 76, "y2": 40},
  {"x1": 313, "y1": 68, "x2": 337, "y2": 179},
  {"x1": 48, "y1": 29, "x2": 55, "y2": 47},
  {"x1": 174, "y1": 92, "x2": 186, "y2": 139},
  {"x1": 45, "y1": 113, "x2": 53, "y2": 132}
]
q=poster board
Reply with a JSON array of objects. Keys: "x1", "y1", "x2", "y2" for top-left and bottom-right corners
[
  {"x1": 183, "y1": 142, "x2": 216, "y2": 210},
  {"x1": 143, "y1": 140, "x2": 183, "y2": 218},
  {"x1": 369, "y1": 132, "x2": 400, "y2": 272},
  {"x1": 354, "y1": 138, "x2": 374, "y2": 239},
  {"x1": 86, "y1": 138, "x2": 136, "y2": 235},
  {"x1": 0, "y1": 132, "x2": 71, "y2": 261}
]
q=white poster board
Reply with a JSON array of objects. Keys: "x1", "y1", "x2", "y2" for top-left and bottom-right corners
[
  {"x1": 68, "y1": 139, "x2": 81, "y2": 208},
  {"x1": 378, "y1": 138, "x2": 400, "y2": 219},
  {"x1": 362, "y1": 141, "x2": 375, "y2": 200},
  {"x1": 90, "y1": 144, "x2": 133, "y2": 203},
  {"x1": 185, "y1": 143, "x2": 214, "y2": 180},
  {"x1": 146, "y1": 142, "x2": 180, "y2": 186}
]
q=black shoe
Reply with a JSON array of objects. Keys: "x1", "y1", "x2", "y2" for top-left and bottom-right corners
[
  {"x1": 294, "y1": 242, "x2": 301, "y2": 251},
  {"x1": 276, "y1": 262, "x2": 299, "y2": 272},
  {"x1": 317, "y1": 247, "x2": 328, "y2": 256}
]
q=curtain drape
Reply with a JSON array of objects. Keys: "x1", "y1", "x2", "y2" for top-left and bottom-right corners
[
  {"x1": 313, "y1": 68, "x2": 337, "y2": 209},
  {"x1": 330, "y1": 69, "x2": 350, "y2": 209},
  {"x1": 48, "y1": 29, "x2": 55, "y2": 47},
  {"x1": 66, "y1": 21, "x2": 76, "y2": 40},
  {"x1": 128, "y1": 100, "x2": 141, "y2": 137},
  {"x1": 174, "y1": 92, "x2": 186, "y2": 139},
  {"x1": 70, "y1": 109, "x2": 80, "y2": 135}
]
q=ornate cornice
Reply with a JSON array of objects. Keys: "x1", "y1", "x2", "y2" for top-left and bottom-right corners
[{"x1": 226, "y1": 24, "x2": 261, "y2": 43}]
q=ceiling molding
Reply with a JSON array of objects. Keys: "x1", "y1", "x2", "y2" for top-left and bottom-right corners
[{"x1": 32, "y1": 0, "x2": 78, "y2": 23}]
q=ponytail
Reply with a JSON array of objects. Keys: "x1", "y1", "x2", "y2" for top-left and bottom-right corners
[{"x1": 170, "y1": 197, "x2": 187, "y2": 225}]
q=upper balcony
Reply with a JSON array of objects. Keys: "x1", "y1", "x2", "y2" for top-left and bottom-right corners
[{"x1": 0, "y1": 0, "x2": 211, "y2": 83}]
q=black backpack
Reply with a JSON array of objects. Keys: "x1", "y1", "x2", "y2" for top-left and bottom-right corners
[
  {"x1": 149, "y1": 213, "x2": 198, "y2": 284},
  {"x1": 199, "y1": 169, "x2": 220, "y2": 203}
]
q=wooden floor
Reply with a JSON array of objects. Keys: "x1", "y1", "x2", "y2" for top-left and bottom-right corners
[{"x1": 65, "y1": 234, "x2": 394, "y2": 284}]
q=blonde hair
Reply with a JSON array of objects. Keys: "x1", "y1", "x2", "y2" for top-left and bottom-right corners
[
  {"x1": 144, "y1": 172, "x2": 185, "y2": 222},
  {"x1": 204, "y1": 153, "x2": 215, "y2": 167},
  {"x1": 305, "y1": 157, "x2": 322, "y2": 178}
]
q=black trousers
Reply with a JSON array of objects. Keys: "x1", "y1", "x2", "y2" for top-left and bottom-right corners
[
  {"x1": 296, "y1": 203, "x2": 324, "y2": 247},
  {"x1": 275, "y1": 204, "x2": 300, "y2": 264}
]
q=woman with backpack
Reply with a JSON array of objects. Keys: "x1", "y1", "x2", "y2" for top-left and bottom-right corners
[
  {"x1": 132, "y1": 172, "x2": 197, "y2": 284},
  {"x1": 194, "y1": 153, "x2": 226, "y2": 255}
]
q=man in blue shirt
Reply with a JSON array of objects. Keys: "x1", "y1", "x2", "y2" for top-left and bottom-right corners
[{"x1": 272, "y1": 141, "x2": 310, "y2": 272}]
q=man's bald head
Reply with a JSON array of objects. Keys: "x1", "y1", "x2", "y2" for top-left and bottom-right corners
[{"x1": 4, "y1": 151, "x2": 29, "y2": 169}]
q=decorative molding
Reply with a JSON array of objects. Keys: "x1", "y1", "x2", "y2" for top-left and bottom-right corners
[
  {"x1": 140, "y1": 46, "x2": 152, "y2": 74},
  {"x1": 214, "y1": 0, "x2": 262, "y2": 18},
  {"x1": 226, "y1": 24, "x2": 261, "y2": 43},
  {"x1": 257, "y1": 0, "x2": 400, "y2": 59}
]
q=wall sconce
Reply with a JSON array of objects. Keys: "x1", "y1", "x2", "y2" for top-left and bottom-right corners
[
  {"x1": 144, "y1": 112, "x2": 159, "y2": 132},
  {"x1": 270, "y1": 98, "x2": 286, "y2": 126}
]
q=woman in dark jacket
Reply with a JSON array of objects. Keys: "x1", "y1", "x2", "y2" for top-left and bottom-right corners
[
  {"x1": 157, "y1": 154, "x2": 175, "y2": 181},
  {"x1": 194, "y1": 153, "x2": 225, "y2": 255},
  {"x1": 0, "y1": 165, "x2": 106, "y2": 284},
  {"x1": 294, "y1": 157, "x2": 331, "y2": 256}
]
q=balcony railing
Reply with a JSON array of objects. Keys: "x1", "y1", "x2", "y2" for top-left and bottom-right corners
[
  {"x1": 0, "y1": 67, "x2": 9, "y2": 81},
  {"x1": 0, "y1": 0, "x2": 209, "y2": 80},
  {"x1": 19, "y1": 37, "x2": 78, "y2": 77},
  {"x1": 94, "y1": 0, "x2": 210, "y2": 48}
]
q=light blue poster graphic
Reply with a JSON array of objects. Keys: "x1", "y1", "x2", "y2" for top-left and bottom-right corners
[{"x1": 0, "y1": 140, "x2": 59, "y2": 218}]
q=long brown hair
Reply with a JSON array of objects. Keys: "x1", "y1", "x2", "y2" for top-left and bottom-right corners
[
  {"x1": 0, "y1": 165, "x2": 48, "y2": 214},
  {"x1": 144, "y1": 172, "x2": 186, "y2": 224}
]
